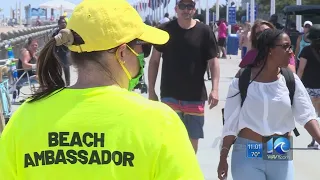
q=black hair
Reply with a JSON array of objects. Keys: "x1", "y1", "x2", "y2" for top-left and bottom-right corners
[
  {"x1": 28, "y1": 30, "x2": 137, "y2": 103},
  {"x1": 164, "y1": 13, "x2": 169, "y2": 18},
  {"x1": 228, "y1": 29, "x2": 285, "y2": 99},
  {"x1": 251, "y1": 29, "x2": 284, "y2": 68},
  {"x1": 58, "y1": 17, "x2": 66, "y2": 24}
]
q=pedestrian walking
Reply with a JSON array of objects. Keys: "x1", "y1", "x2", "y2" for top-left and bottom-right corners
[
  {"x1": 217, "y1": 18, "x2": 227, "y2": 58},
  {"x1": 218, "y1": 29, "x2": 320, "y2": 180},
  {"x1": 148, "y1": 0, "x2": 220, "y2": 153},
  {"x1": 295, "y1": 21, "x2": 312, "y2": 70},
  {"x1": 297, "y1": 24, "x2": 320, "y2": 149},
  {"x1": 52, "y1": 17, "x2": 71, "y2": 86}
]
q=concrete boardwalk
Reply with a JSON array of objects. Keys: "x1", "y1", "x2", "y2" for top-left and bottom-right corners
[{"x1": 12, "y1": 55, "x2": 320, "y2": 180}]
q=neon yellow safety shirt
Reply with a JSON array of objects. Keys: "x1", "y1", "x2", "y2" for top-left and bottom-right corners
[{"x1": 0, "y1": 86, "x2": 204, "y2": 180}]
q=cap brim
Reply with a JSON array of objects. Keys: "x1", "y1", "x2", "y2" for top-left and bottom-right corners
[{"x1": 138, "y1": 24, "x2": 169, "y2": 45}]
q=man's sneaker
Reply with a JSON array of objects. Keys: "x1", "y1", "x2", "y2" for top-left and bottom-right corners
[{"x1": 307, "y1": 140, "x2": 320, "y2": 149}]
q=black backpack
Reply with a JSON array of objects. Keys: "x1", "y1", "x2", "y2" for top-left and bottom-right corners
[{"x1": 222, "y1": 67, "x2": 300, "y2": 137}]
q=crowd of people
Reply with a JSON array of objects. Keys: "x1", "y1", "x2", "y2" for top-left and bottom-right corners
[{"x1": 0, "y1": 0, "x2": 319, "y2": 180}]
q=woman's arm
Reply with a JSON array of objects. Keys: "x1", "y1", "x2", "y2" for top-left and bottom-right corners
[
  {"x1": 220, "y1": 76, "x2": 241, "y2": 158},
  {"x1": 220, "y1": 136, "x2": 236, "y2": 158},
  {"x1": 292, "y1": 74, "x2": 320, "y2": 142},
  {"x1": 305, "y1": 120, "x2": 320, "y2": 144}
]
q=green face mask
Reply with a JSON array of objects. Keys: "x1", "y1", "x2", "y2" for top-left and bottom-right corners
[
  {"x1": 116, "y1": 45, "x2": 145, "y2": 91},
  {"x1": 127, "y1": 53, "x2": 145, "y2": 91}
]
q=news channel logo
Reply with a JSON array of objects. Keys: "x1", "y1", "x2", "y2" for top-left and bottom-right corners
[{"x1": 265, "y1": 136, "x2": 293, "y2": 161}]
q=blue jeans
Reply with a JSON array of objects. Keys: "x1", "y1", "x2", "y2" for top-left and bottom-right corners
[{"x1": 231, "y1": 137, "x2": 294, "y2": 180}]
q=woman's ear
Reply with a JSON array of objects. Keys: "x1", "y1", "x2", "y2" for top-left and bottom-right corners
[
  {"x1": 116, "y1": 44, "x2": 127, "y2": 58},
  {"x1": 269, "y1": 48, "x2": 275, "y2": 56}
]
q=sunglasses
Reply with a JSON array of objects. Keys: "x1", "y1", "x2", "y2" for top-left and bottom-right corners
[
  {"x1": 275, "y1": 44, "x2": 292, "y2": 52},
  {"x1": 178, "y1": 3, "x2": 195, "y2": 10}
]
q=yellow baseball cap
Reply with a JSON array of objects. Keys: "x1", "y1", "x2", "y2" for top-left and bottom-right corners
[{"x1": 67, "y1": 0, "x2": 169, "y2": 53}]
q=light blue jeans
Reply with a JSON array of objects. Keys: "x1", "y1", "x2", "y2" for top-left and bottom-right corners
[{"x1": 231, "y1": 137, "x2": 294, "y2": 180}]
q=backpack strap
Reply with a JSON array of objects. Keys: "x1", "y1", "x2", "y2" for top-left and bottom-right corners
[
  {"x1": 280, "y1": 68, "x2": 295, "y2": 105},
  {"x1": 239, "y1": 67, "x2": 251, "y2": 107},
  {"x1": 281, "y1": 67, "x2": 300, "y2": 137}
]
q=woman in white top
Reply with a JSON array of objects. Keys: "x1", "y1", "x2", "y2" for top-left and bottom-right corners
[{"x1": 217, "y1": 29, "x2": 320, "y2": 180}]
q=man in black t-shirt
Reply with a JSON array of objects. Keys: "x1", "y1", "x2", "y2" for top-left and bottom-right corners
[{"x1": 148, "y1": 0, "x2": 220, "y2": 153}]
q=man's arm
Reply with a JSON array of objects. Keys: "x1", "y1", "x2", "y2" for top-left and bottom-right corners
[
  {"x1": 205, "y1": 25, "x2": 220, "y2": 108},
  {"x1": 209, "y1": 57, "x2": 220, "y2": 91},
  {"x1": 148, "y1": 48, "x2": 162, "y2": 95}
]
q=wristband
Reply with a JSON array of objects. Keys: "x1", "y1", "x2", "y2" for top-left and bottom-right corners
[
  {"x1": 220, "y1": 147, "x2": 230, "y2": 157},
  {"x1": 221, "y1": 147, "x2": 229, "y2": 151}
]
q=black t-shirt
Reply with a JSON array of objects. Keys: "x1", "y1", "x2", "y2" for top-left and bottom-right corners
[
  {"x1": 154, "y1": 20, "x2": 219, "y2": 101},
  {"x1": 299, "y1": 45, "x2": 320, "y2": 88}
]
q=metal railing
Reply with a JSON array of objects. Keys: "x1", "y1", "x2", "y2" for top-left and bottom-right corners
[{"x1": 0, "y1": 25, "x2": 57, "y2": 61}]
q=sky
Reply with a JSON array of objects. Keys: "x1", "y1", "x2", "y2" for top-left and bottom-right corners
[{"x1": 1, "y1": 0, "x2": 228, "y2": 19}]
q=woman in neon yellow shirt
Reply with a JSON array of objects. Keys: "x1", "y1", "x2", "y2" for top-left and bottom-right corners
[{"x1": 0, "y1": 0, "x2": 204, "y2": 179}]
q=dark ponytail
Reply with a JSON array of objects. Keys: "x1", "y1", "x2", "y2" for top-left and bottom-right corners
[
  {"x1": 28, "y1": 29, "x2": 138, "y2": 103},
  {"x1": 28, "y1": 39, "x2": 65, "y2": 103},
  {"x1": 29, "y1": 29, "x2": 85, "y2": 103}
]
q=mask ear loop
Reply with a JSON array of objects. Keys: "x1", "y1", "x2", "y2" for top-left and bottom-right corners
[{"x1": 115, "y1": 47, "x2": 132, "y2": 80}]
